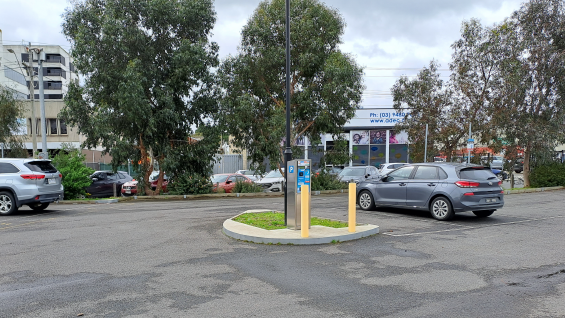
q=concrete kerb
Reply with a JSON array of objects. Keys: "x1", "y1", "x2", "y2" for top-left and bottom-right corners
[
  {"x1": 55, "y1": 186, "x2": 564, "y2": 205},
  {"x1": 222, "y1": 210, "x2": 380, "y2": 245}
]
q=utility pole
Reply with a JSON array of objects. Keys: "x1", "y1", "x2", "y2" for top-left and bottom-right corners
[
  {"x1": 35, "y1": 48, "x2": 48, "y2": 158},
  {"x1": 27, "y1": 44, "x2": 38, "y2": 157}
]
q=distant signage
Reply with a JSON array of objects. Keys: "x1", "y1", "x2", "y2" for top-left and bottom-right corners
[{"x1": 345, "y1": 108, "x2": 411, "y2": 128}]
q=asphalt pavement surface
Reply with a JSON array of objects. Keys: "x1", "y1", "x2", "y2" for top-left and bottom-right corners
[{"x1": 1, "y1": 190, "x2": 564, "y2": 317}]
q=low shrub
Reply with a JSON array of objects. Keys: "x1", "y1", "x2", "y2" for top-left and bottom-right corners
[
  {"x1": 51, "y1": 145, "x2": 94, "y2": 200},
  {"x1": 311, "y1": 170, "x2": 348, "y2": 191},
  {"x1": 233, "y1": 181, "x2": 263, "y2": 193},
  {"x1": 529, "y1": 163, "x2": 565, "y2": 187},
  {"x1": 168, "y1": 173, "x2": 212, "y2": 195}
]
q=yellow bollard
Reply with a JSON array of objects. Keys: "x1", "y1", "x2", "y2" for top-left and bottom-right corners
[
  {"x1": 349, "y1": 182, "x2": 356, "y2": 233},
  {"x1": 301, "y1": 185, "x2": 309, "y2": 238}
]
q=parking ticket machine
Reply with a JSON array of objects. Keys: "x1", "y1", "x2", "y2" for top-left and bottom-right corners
[{"x1": 286, "y1": 159, "x2": 311, "y2": 230}]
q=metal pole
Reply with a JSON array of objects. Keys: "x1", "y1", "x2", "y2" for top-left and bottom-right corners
[
  {"x1": 284, "y1": 0, "x2": 293, "y2": 225},
  {"x1": 424, "y1": 124, "x2": 428, "y2": 163},
  {"x1": 28, "y1": 43, "x2": 38, "y2": 157},
  {"x1": 304, "y1": 136, "x2": 308, "y2": 160},
  {"x1": 467, "y1": 123, "x2": 471, "y2": 164},
  {"x1": 37, "y1": 49, "x2": 48, "y2": 157}
]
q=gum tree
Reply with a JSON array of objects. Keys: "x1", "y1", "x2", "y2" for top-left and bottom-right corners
[
  {"x1": 61, "y1": 0, "x2": 221, "y2": 194},
  {"x1": 218, "y1": 0, "x2": 364, "y2": 172}
]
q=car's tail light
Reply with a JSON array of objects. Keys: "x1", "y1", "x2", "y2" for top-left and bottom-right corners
[
  {"x1": 464, "y1": 192, "x2": 475, "y2": 196},
  {"x1": 455, "y1": 181, "x2": 480, "y2": 188},
  {"x1": 59, "y1": 173, "x2": 63, "y2": 178},
  {"x1": 498, "y1": 180, "x2": 502, "y2": 186},
  {"x1": 20, "y1": 174, "x2": 46, "y2": 180},
  {"x1": 501, "y1": 190, "x2": 504, "y2": 193}
]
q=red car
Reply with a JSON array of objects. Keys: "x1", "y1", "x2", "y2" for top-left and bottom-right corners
[
  {"x1": 121, "y1": 180, "x2": 138, "y2": 196},
  {"x1": 150, "y1": 179, "x2": 169, "y2": 193},
  {"x1": 211, "y1": 173, "x2": 254, "y2": 193}
]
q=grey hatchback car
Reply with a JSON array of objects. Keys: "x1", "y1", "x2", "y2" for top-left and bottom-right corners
[
  {"x1": 356, "y1": 162, "x2": 504, "y2": 220},
  {"x1": 0, "y1": 159, "x2": 64, "y2": 215}
]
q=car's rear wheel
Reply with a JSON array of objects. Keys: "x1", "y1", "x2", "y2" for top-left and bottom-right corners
[
  {"x1": 430, "y1": 196, "x2": 454, "y2": 221},
  {"x1": 473, "y1": 210, "x2": 495, "y2": 217},
  {"x1": 29, "y1": 203, "x2": 50, "y2": 211},
  {"x1": 0, "y1": 191, "x2": 18, "y2": 215},
  {"x1": 358, "y1": 190, "x2": 376, "y2": 211}
]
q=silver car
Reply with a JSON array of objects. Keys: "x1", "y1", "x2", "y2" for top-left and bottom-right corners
[
  {"x1": 356, "y1": 163, "x2": 504, "y2": 220},
  {"x1": 0, "y1": 159, "x2": 64, "y2": 215}
]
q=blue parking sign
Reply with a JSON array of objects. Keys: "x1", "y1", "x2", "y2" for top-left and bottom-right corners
[{"x1": 289, "y1": 165, "x2": 294, "y2": 173}]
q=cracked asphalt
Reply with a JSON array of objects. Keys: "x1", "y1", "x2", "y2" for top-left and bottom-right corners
[{"x1": 1, "y1": 190, "x2": 564, "y2": 317}]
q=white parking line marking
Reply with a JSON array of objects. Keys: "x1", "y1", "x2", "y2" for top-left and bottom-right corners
[{"x1": 382, "y1": 215, "x2": 565, "y2": 237}]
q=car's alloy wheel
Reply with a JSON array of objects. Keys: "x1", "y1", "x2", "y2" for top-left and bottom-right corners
[
  {"x1": 358, "y1": 191, "x2": 375, "y2": 211},
  {"x1": 430, "y1": 196, "x2": 454, "y2": 221},
  {"x1": 0, "y1": 192, "x2": 17, "y2": 215}
]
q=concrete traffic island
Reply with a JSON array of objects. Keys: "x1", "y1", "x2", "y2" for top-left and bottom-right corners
[{"x1": 223, "y1": 209, "x2": 380, "y2": 245}]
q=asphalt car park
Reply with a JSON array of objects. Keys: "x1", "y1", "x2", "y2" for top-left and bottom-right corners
[{"x1": 1, "y1": 191, "x2": 564, "y2": 317}]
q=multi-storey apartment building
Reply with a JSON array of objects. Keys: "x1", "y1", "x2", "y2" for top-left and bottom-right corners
[{"x1": 0, "y1": 29, "x2": 109, "y2": 162}]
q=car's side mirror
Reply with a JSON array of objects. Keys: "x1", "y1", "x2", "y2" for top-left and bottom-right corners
[
  {"x1": 381, "y1": 176, "x2": 389, "y2": 182},
  {"x1": 91, "y1": 177, "x2": 98, "y2": 182},
  {"x1": 226, "y1": 180, "x2": 232, "y2": 184}
]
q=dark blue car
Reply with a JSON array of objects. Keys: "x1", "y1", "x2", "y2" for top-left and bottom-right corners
[{"x1": 356, "y1": 162, "x2": 504, "y2": 220}]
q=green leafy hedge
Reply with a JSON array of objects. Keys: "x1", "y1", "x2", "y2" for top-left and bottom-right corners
[
  {"x1": 233, "y1": 181, "x2": 263, "y2": 193},
  {"x1": 311, "y1": 170, "x2": 348, "y2": 191},
  {"x1": 168, "y1": 173, "x2": 212, "y2": 195},
  {"x1": 530, "y1": 163, "x2": 565, "y2": 187},
  {"x1": 51, "y1": 145, "x2": 94, "y2": 200}
]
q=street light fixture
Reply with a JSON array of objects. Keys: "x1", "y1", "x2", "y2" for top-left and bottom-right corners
[{"x1": 7, "y1": 48, "x2": 38, "y2": 157}]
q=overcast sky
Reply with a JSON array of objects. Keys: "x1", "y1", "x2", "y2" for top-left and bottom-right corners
[{"x1": 1, "y1": 0, "x2": 525, "y2": 108}]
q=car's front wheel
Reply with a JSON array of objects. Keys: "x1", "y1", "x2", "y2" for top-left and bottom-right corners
[
  {"x1": 430, "y1": 196, "x2": 454, "y2": 221},
  {"x1": 358, "y1": 190, "x2": 376, "y2": 211},
  {"x1": 29, "y1": 203, "x2": 50, "y2": 211},
  {"x1": 0, "y1": 191, "x2": 18, "y2": 215},
  {"x1": 473, "y1": 210, "x2": 495, "y2": 217}
]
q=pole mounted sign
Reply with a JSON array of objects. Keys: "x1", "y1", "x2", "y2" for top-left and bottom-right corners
[{"x1": 467, "y1": 138, "x2": 474, "y2": 150}]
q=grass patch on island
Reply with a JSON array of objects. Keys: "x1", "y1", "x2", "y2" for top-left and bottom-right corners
[{"x1": 233, "y1": 211, "x2": 348, "y2": 230}]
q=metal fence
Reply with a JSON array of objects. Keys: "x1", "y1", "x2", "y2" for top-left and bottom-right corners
[{"x1": 212, "y1": 154, "x2": 244, "y2": 174}]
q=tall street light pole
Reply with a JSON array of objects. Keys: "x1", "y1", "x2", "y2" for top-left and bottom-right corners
[
  {"x1": 284, "y1": 0, "x2": 293, "y2": 224},
  {"x1": 35, "y1": 48, "x2": 48, "y2": 158},
  {"x1": 7, "y1": 48, "x2": 37, "y2": 157}
]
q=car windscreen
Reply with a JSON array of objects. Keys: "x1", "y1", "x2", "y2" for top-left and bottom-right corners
[
  {"x1": 264, "y1": 170, "x2": 283, "y2": 178},
  {"x1": 24, "y1": 161, "x2": 57, "y2": 173},
  {"x1": 459, "y1": 168, "x2": 497, "y2": 180},
  {"x1": 211, "y1": 175, "x2": 229, "y2": 183},
  {"x1": 339, "y1": 168, "x2": 366, "y2": 176}
]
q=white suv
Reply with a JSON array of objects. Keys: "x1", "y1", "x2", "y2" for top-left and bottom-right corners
[{"x1": 0, "y1": 159, "x2": 64, "y2": 215}]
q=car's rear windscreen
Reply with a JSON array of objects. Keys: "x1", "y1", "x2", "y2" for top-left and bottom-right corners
[
  {"x1": 459, "y1": 168, "x2": 496, "y2": 180},
  {"x1": 25, "y1": 161, "x2": 58, "y2": 173}
]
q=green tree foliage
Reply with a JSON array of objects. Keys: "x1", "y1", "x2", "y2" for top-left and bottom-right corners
[
  {"x1": 392, "y1": 0, "x2": 565, "y2": 176},
  {"x1": 51, "y1": 144, "x2": 94, "y2": 199},
  {"x1": 218, "y1": 0, "x2": 364, "y2": 173},
  {"x1": 391, "y1": 61, "x2": 459, "y2": 162},
  {"x1": 0, "y1": 87, "x2": 27, "y2": 157},
  {"x1": 487, "y1": 0, "x2": 565, "y2": 186},
  {"x1": 61, "y1": 0, "x2": 221, "y2": 194}
]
